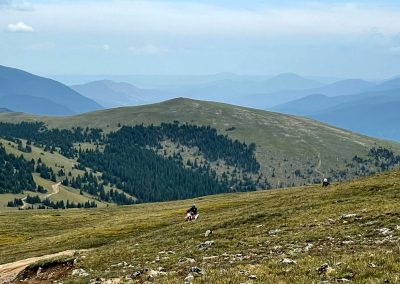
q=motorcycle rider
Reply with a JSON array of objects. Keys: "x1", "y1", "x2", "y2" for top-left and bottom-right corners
[{"x1": 185, "y1": 204, "x2": 198, "y2": 221}]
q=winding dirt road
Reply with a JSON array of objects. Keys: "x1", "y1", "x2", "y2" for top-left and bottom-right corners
[{"x1": 19, "y1": 182, "x2": 61, "y2": 210}]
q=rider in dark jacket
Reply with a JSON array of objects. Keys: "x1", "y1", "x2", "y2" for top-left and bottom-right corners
[{"x1": 187, "y1": 204, "x2": 198, "y2": 215}]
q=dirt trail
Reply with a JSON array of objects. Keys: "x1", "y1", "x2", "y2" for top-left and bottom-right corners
[
  {"x1": 47, "y1": 182, "x2": 61, "y2": 198},
  {"x1": 315, "y1": 151, "x2": 324, "y2": 178},
  {"x1": 19, "y1": 182, "x2": 61, "y2": 210},
  {"x1": 0, "y1": 250, "x2": 83, "y2": 284}
]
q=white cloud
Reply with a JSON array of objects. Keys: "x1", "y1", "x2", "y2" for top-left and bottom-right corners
[
  {"x1": 129, "y1": 44, "x2": 162, "y2": 55},
  {"x1": 7, "y1": 21, "x2": 34, "y2": 32}
]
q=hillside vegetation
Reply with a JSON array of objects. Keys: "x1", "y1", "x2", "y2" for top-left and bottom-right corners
[
  {"x1": 1, "y1": 169, "x2": 400, "y2": 283},
  {"x1": 1, "y1": 98, "x2": 399, "y2": 191}
]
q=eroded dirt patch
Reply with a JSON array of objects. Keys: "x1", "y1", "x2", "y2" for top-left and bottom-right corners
[{"x1": 12, "y1": 258, "x2": 74, "y2": 284}]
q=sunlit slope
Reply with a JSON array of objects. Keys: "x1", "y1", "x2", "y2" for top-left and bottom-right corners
[
  {"x1": 1, "y1": 169, "x2": 400, "y2": 283},
  {"x1": 1, "y1": 98, "x2": 399, "y2": 187}
]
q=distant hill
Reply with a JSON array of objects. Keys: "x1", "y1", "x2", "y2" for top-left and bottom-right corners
[
  {"x1": 0, "y1": 108, "x2": 12, "y2": 113},
  {"x1": 263, "y1": 72, "x2": 324, "y2": 91},
  {"x1": 312, "y1": 98, "x2": 400, "y2": 142},
  {"x1": 370, "y1": 77, "x2": 400, "y2": 92},
  {"x1": 0, "y1": 65, "x2": 103, "y2": 115},
  {"x1": 242, "y1": 79, "x2": 375, "y2": 108},
  {"x1": 179, "y1": 73, "x2": 324, "y2": 102},
  {"x1": 272, "y1": 88, "x2": 400, "y2": 141},
  {"x1": 1, "y1": 98, "x2": 399, "y2": 190},
  {"x1": 71, "y1": 80, "x2": 168, "y2": 108},
  {"x1": 68, "y1": 73, "x2": 324, "y2": 109}
]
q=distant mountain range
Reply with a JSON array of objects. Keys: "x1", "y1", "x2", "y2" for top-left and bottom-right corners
[
  {"x1": 0, "y1": 65, "x2": 102, "y2": 115},
  {"x1": 2, "y1": 64, "x2": 400, "y2": 141},
  {"x1": 70, "y1": 80, "x2": 168, "y2": 108},
  {"x1": 271, "y1": 78, "x2": 400, "y2": 141},
  {"x1": 241, "y1": 79, "x2": 375, "y2": 108}
]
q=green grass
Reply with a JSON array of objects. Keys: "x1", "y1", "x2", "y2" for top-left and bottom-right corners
[
  {"x1": 1, "y1": 98, "x2": 399, "y2": 188},
  {"x1": 1, "y1": 169, "x2": 400, "y2": 283}
]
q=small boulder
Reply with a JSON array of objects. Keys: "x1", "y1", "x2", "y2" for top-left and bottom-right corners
[
  {"x1": 189, "y1": 266, "x2": 203, "y2": 276},
  {"x1": 281, "y1": 258, "x2": 297, "y2": 264},
  {"x1": 72, "y1": 268, "x2": 89, "y2": 277},
  {"x1": 198, "y1": 240, "x2": 214, "y2": 250},
  {"x1": 205, "y1": 230, "x2": 213, "y2": 237},
  {"x1": 317, "y1": 263, "x2": 329, "y2": 275},
  {"x1": 184, "y1": 274, "x2": 194, "y2": 283},
  {"x1": 341, "y1": 213, "x2": 358, "y2": 219}
]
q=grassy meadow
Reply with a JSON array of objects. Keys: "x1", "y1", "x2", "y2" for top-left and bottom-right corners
[{"x1": 1, "y1": 169, "x2": 400, "y2": 283}]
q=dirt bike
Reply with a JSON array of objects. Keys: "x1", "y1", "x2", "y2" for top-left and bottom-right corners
[{"x1": 185, "y1": 212, "x2": 199, "y2": 222}]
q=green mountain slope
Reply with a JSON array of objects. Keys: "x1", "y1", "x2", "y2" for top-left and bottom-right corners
[
  {"x1": 0, "y1": 98, "x2": 399, "y2": 191},
  {"x1": 1, "y1": 169, "x2": 400, "y2": 283}
]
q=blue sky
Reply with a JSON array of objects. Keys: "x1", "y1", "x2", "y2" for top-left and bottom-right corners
[{"x1": 1, "y1": 0, "x2": 400, "y2": 79}]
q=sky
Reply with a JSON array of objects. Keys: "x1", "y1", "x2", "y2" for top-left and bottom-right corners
[{"x1": 1, "y1": 0, "x2": 400, "y2": 79}]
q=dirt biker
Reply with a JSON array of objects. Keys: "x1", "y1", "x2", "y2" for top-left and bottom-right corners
[
  {"x1": 187, "y1": 204, "x2": 198, "y2": 216},
  {"x1": 322, "y1": 178, "x2": 330, "y2": 187}
]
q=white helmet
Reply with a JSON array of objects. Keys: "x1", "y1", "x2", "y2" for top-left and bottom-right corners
[{"x1": 323, "y1": 178, "x2": 328, "y2": 182}]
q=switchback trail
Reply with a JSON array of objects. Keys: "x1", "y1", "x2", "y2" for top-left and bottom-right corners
[{"x1": 19, "y1": 182, "x2": 61, "y2": 210}]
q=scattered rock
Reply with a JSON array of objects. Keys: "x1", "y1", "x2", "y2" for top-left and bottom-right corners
[
  {"x1": 131, "y1": 271, "x2": 141, "y2": 278},
  {"x1": 325, "y1": 218, "x2": 335, "y2": 225},
  {"x1": 203, "y1": 255, "x2": 218, "y2": 260},
  {"x1": 303, "y1": 243, "x2": 313, "y2": 252},
  {"x1": 179, "y1": 257, "x2": 196, "y2": 264},
  {"x1": 147, "y1": 269, "x2": 166, "y2": 278},
  {"x1": 184, "y1": 274, "x2": 194, "y2": 283},
  {"x1": 249, "y1": 275, "x2": 257, "y2": 280},
  {"x1": 268, "y1": 229, "x2": 281, "y2": 235},
  {"x1": 72, "y1": 268, "x2": 89, "y2": 277},
  {"x1": 341, "y1": 213, "x2": 358, "y2": 219},
  {"x1": 198, "y1": 240, "x2": 214, "y2": 250},
  {"x1": 188, "y1": 266, "x2": 203, "y2": 276},
  {"x1": 376, "y1": 228, "x2": 391, "y2": 235},
  {"x1": 239, "y1": 270, "x2": 249, "y2": 275},
  {"x1": 317, "y1": 263, "x2": 329, "y2": 275},
  {"x1": 205, "y1": 230, "x2": 213, "y2": 237},
  {"x1": 335, "y1": 278, "x2": 351, "y2": 282},
  {"x1": 368, "y1": 262, "x2": 377, "y2": 268},
  {"x1": 281, "y1": 258, "x2": 296, "y2": 264}
]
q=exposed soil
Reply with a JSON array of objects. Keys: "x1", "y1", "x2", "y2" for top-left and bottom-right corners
[
  {"x1": 12, "y1": 258, "x2": 74, "y2": 284},
  {"x1": 0, "y1": 250, "x2": 83, "y2": 284}
]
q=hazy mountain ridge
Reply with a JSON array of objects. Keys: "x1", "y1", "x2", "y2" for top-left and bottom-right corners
[
  {"x1": 272, "y1": 87, "x2": 400, "y2": 141},
  {"x1": 68, "y1": 73, "x2": 325, "y2": 108},
  {"x1": 71, "y1": 80, "x2": 167, "y2": 108},
  {"x1": 0, "y1": 65, "x2": 103, "y2": 115},
  {"x1": 0, "y1": 108, "x2": 12, "y2": 113}
]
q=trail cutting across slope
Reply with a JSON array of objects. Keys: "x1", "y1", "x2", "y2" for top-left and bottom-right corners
[
  {"x1": 0, "y1": 250, "x2": 85, "y2": 284},
  {"x1": 19, "y1": 182, "x2": 61, "y2": 210},
  {"x1": 47, "y1": 182, "x2": 61, "y2": 198}
]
